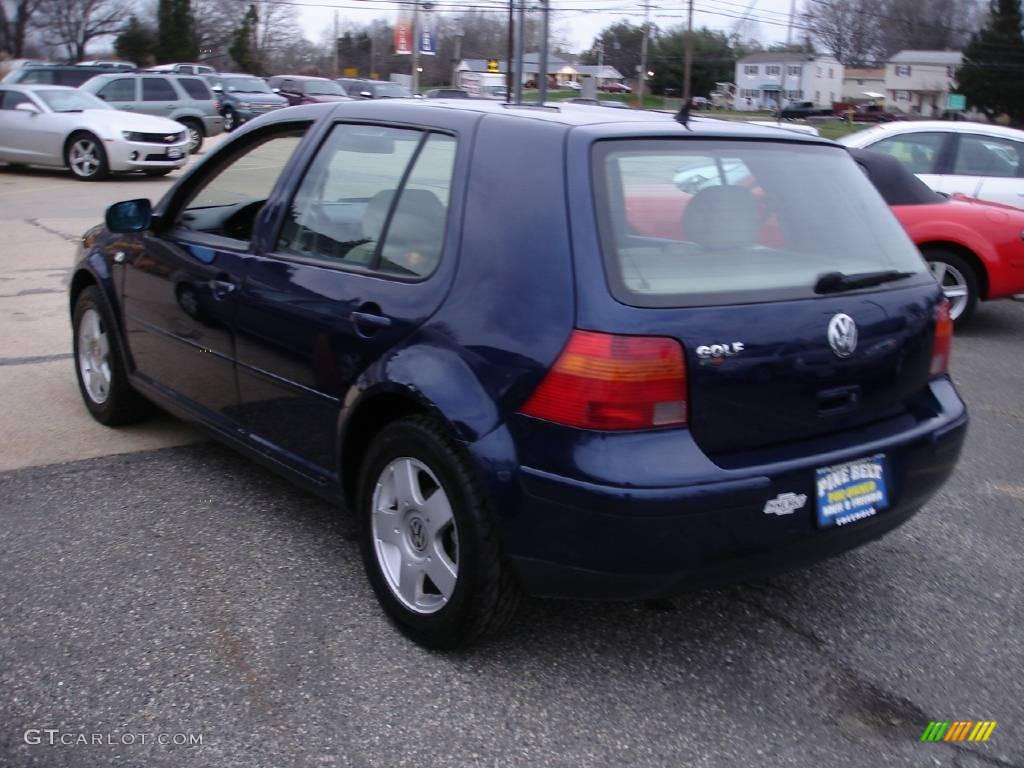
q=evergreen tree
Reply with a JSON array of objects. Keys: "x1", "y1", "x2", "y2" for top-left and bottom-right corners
[
  {"x1": 229, "y1": 5, "x2": 260, "y2": 73},
  {"x1": 958, "y1": 0, "x2": 1024, "y2": 125},
  {"x1": 115, "y1": 16, "x2": 157, "y2": 66},
  {"x1": 156, "y1": 0, "x2": 197, "y2": 63}
]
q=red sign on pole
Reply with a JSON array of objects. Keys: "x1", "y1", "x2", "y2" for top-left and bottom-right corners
[{"x1": 394, "y1": 10, "x2": 412, "y2": 55}]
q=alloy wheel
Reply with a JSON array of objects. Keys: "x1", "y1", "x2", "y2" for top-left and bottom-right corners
[
  {"x1": 186, "y1": 126, "x2": 202, "y2": 153},
  {"x1": 69, "y1": 139, "x2": 101, "y2": 178},
  {"x1": 371, "y1": 457, "x2": 459, "y2": 615},
  {"x1": 929, "y1": 260, "x2": 970, "y2": 320},
  {"x1": 77, "y1": 308, "x2": 111, "y2": 404}
]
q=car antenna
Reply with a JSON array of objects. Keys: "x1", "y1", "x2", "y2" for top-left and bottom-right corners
[{"x1": 674, "y1": 101, "x2": 691, "y2": 129}]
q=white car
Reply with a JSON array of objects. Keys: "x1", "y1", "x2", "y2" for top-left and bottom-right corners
[
  {"x1": 0, "y1": 84, "x2": 189, "y2": 180},
  {"x1": 838, "y1": 120, "x2": 1024, "y2": 209}
]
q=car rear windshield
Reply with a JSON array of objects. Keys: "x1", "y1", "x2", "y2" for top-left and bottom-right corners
[
  {"x1": 305, "y1": 80, "x2": 344, "y2": 95},
  {"x1": 593, "y1": 139, "x2": 928, "y2": 308}
]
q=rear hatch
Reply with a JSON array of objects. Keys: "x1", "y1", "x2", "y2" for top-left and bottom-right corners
[{"x1": 589, "y1": 137, "x2": 941, "y2": 459}]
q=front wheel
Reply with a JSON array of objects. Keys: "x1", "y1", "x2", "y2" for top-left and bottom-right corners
[
  {"x1": 72, "y1": 287, "x2": 152, "y2": 425},
  {"x1": 222, "y1": 107, "x2": 237, "y2": 132},
  {"x1": 926, "y1": 250, "x2": 979, "y2": 323},
  {"x1": 181, "y1": 120, "x2": 204, "y2": 154},
  {"x1": 358, "y1": 416, "x2": 521, "y2": 649},
  {"x1": 65, "y1": 133, "x2": 109, "y2": 181}
]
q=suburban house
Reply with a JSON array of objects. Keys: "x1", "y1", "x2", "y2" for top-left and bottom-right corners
[
  {"x1": 733, "y1": 52, "x2": 843, "y2": 111},
  {"x1": 842, "y1": 68, "x2": 886, "y2": 101},
  {"x1": 884, "y1": 50, "x2": 962, "y2": 116}
]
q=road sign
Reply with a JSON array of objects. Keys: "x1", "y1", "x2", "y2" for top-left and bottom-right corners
[
  {"x1": 946, "y1": 93, "x2": 967, "y2": 111},
  {"x1": 487, "y1": 58, "x2": 499, "y2": 73},
  {"x1": 343, "y1": 67, "x2": 358, "y2": 78}
]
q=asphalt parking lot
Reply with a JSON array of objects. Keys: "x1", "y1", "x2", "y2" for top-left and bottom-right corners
[{"x1": 1, "y1": 146, "x2": 1023, "y2": 768}]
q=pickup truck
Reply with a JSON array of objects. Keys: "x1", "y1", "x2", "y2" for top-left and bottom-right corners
[
  {"x1": 832, "y1": 102, "x2": 898, "y2": 122},
  {"x1": 779, "y1": 101, "x2": 833, "y2": 119}
]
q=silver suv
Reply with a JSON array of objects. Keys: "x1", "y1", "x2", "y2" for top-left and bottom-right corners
[{"x1": 80, "y1": 73, "x2": 223, "y2": 153}]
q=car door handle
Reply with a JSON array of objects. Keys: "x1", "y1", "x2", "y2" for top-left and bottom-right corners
[
  {"x1": 209, "y1": 277, "x2": 237, "y2": 300},
  {"x1": 351, "y1": 311, "x2": 392, "y2": 329}
]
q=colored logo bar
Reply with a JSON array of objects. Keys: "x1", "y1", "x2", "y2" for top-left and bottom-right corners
[{"x1": 921, "y1": 721, "x2": 997, "y2": 742}]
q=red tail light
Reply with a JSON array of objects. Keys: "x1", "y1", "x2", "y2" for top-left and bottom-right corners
[
  {"x1": 520, "y1": 330, "x2": 688, "y2": 430},
  {"x1": 214, "y1": 100, "x2": 221, "y2": 112},
  {"x1": 930, "y1": 300, "x2": 953, "y2": 376}
]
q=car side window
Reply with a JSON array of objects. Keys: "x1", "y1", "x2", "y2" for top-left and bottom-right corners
[
  {"x1": 278, "y1": 125, "x2": 455, "y2": 278},
  {"x1": 178, "y1": 77, "x2": 211, "y2": 100},
  {"x1": 98, "y1": 78, "x2": 136, "y2": 102},
  {"x1": 142, "y1": 77, "x2": 178, "y2": 101},
  {"x1": 953, "y1": 134, "x2": 1022, "y2": 178},
  {"x1": 176, "y1": 126, "x2": 309, "y2": 243},
  {"x1": 0, "y1": 90, "x2": 32, "y2": 109},
  {"x1": 869, "y1": 132, "x2": 945, "y2": 175}
]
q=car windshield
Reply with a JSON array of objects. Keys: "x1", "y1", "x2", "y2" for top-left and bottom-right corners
[
  {"x1": 223, "y1": 77, "x2": 271, "y2": 93},
  {"x1": 305, "y1": 81, "x2": 343, "y2": 95},
  {"x1": 36, "y1": 89, "x2": 110, "y2": 112},
  {"x1": 374, "y1": 82, "x2": 411, "y2": 97},
  {"x1": 594, "y1": 139, "x2": 927, "y2": 308}
]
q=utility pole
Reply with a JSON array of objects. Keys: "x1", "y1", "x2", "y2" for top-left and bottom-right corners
[
  {"x1": 451, "y1": 26, "x2": 463, "y2": 88},
  {"x1": 333, "y1": 9, "x2": 339, "y2": 78},
  {"x1": 506, "y1": 0, "x2": 514, "y2": 101},
  {"x1": 538, "y1": 0, "x2": 550, "y2": 102},
  {"x1": 514, "y1": 0, "x2": 525, "y2": 103},
  {"x1": 412, "y1": 1, "x2": 421, "y2": 93},
  {"x1": 682, "y1": 0, "x2": 694, "y2": 106},
  {"x1": 638, "y1": 2, "x2": 651, "y2": 105},
  {"x1": 786, "y1": 0, "x2": 797, "y2": 47}
]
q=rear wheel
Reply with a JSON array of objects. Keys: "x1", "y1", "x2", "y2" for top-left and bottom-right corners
[
  {"x1": 65, "y1": 133, "x2": 109, "y2": 181},
  {"x1": 358, "y1": 415, "x2": 520, "y2": 649},
  {"x1": 72, "y1": 287, "x2": 151, "y2": 425},
  {"x1": 180, "y1": 119, "x2": 204, "y2": 154},
  {"x1": 925, "y1": 250, "x2": 979, "y2": 323}
]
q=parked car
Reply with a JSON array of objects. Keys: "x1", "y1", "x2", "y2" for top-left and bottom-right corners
[
  {"x1": 205, "y1": 73, "x2": 288, "y2": 131},
  {"x1": 0, "y1": 85, "x2": 188, "y2": 180},
  {"x1": 832, "y1": 102, "x2": 897, "y2": 122},
  {"x1": 779, "y1": 101, "x2": 833, "y2": 119},
  {"x1": 839, "y1": 121, "x2": 1024, "y2": 209},
  {"x1": 566, "y1": 97, "x2": 630, "y2": 109},
  {"x1": 423, "y1": 88, "x2": 471, "y2": 99},
  {"x1": 69, "y1": 100, "x2": 966, "y2": 648},
  {"x1": 2, "y1": 63, "x2": 129, "y2": 87},
  {"x1": 79, "y1": 72, "x2": 223, "y2": 154},
  {"x1": 145, "y1": 62, "x2": 217, "y2": 76},
  {"x1": 560, "y1": 80, "x2": 582, "y2": 91},
  {"x1": 600, "y1": 81, "x2": 631, "y2": 93},
  {"x1": 78, "y1": 60, "x2": 137, "y2": 70},
  {"x1": 268, "y1": 75, "x2": 350, "y2": 105},
  {"x1": 338, "y1": 78, "x2": 413, "y2": 99},
  {"x1": 850, "y1": 147, "x2": 1024, "y2": 322}
]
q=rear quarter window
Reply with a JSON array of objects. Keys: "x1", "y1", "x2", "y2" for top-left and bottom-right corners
[
  {"x1": 178, "y1": 77, "x2": 211, "y2": 100},
  {"x1": 593, "y1": 139, "x2": 928, "y2": 308},
  {"x1": 142, "y1": 77, "x2": 178, "y2": 101}
]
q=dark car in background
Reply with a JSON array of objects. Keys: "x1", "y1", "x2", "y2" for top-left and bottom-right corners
[
  {"x1": 79, "y1": 72, "x2": 223, "y2": 153},
  {"x1": 205, "y1": 74, "x2": 288, "y2": 131},
  {"x1": 268, "y1": 76, "x2": 349, "y2": 105},
  {"x1": 780, "y1": 100, "x2": 834, "y2": 119},
  {"x1": 339, "y1": 78, "x2": 413, "y2": 99},
  {"x1": 2, "y1": 63, "x2": 131, "y2": 87},
  {"x1": 424, "y1": 88, "x2": 471, "y2": 99},
  {"x1": 69, "y1": 101, "x2": 966, "y2": 649}
]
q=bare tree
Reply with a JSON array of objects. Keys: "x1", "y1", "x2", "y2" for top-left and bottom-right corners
[
  {"x1": 806, "y1": 0, "x2": 885, "y2": 65},
  {"x1": 1, "y1": 0, "x2": 45, "y2": 57},
  {"x1": 38, "y1": 0, "x2": 129, "y2": 60}
]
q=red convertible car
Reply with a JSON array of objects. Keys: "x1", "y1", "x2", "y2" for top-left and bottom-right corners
[
  {"x1": 851, "y1": 148, "x2": 1024, "y2": 322},
  {"x1": 624, "y1": 147, "x2": 1024, "y2": 323}
]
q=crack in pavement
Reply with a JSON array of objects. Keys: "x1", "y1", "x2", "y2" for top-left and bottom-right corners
[
  {"x1": 0, "y1": 353, "x2": 73, "y2": 367},
  {"x1": 24, "y1": 217, "x2": 84, "y2": 244}
]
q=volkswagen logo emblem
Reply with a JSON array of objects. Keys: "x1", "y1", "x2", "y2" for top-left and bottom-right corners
[
  {"x1": 827, "y1": 313, "x2": 858, "y2": 358},
  {"x1": 408, "y1": 517, "x2": 427, "y2": 552}
]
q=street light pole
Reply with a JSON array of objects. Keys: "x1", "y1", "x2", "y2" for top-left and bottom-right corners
[
  {"x1": 682, "y1": 0, "x2": 694, "y2": 106},
  {"x1": 538, "y1": 0, "x2": 550, "y2": 103},
  {"x1": 412, "y1": 1, "x2": 421, "y2": 93},
  {"x1": 514, "y1": 0, "x2": 525, "y2": 103},
  {"x1": 638, "y1": 3, "x2": 650, "y2": 105}
]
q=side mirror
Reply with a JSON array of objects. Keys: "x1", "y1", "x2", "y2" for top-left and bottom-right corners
[
  {"x1": 106, "y1": 198, "x2": 152, "y2": 233},
  {"x1": 15, "y1": 102, "x2": 40, "y2": 115},
  {"x1": 360, "y1": 91, "x2": 373, "y2": 98}
]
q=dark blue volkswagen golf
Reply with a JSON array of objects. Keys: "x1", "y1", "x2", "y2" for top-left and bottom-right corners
[{"x1": 69, "y1": 100, "x2": 967, "y2": 648}]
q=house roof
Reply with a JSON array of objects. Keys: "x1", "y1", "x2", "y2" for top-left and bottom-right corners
[
  {"x1": 844, "y1": 68, "x2": 885, "y2": 79},
  {"x1": 888, "y1": 50, "x2": 963, "y2": 65},
  {"x1": 574, "y1": 65, "x2": 624, "y2": 79},
  {"x1": 737, "y1": 52, "x2": 833, "y2": 64}
]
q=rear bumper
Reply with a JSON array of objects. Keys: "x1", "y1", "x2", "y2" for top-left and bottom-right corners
[{"x1": 505, "y1": 380, "x2": 967, "y2": 600}]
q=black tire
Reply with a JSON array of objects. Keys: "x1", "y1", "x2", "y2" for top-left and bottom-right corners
[
  {"x1": 180, "y1": 119, "x2": 204, "y2": 154},
  {"x1": 924, "y1": 249, "x2": 980, "y2": 324},
  {"x1": 65, "y1": 132, "x2": 109, "y2": 181},
  {"x1": 357, "y1": 415, "x2": 521, "y2": 649},
  {"x1": 222, "y1": 107, "x2": 237, "y2": 132},
  {"x1": 72, "y1": 286, "x2": 152, "y2": 426},
  {"x1": 143, "y1": 168, "x2": 173, "y2": 177}
]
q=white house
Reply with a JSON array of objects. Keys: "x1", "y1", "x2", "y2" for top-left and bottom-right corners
[
  {"x1": 842, "y1": 68, "x2": 886, "y2": 101},
  {"x1": 884, "y1": 50, "x2": 962, "y2": 116},
  {"x1": 733, "y1": 52, "x2": 843, "y2": 111}
]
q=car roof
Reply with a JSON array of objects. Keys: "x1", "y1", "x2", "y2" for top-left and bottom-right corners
[
  {"x1": 1, "y1": 83, "x2": 76, "y2": 92},
  {"x1": 843, "y1": 120, "x2": 1024, "y2": 141},
  {"x1": 255, "y1": 99, "x2": 835, "y2": 144},
  {"x1": 275, "y1": 75, "x2": 332, "y2": 81}
]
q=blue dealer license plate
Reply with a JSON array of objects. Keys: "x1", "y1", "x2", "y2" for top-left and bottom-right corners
[{"x1": 816, "y1": 454, "x2": 889, "y2": 528}]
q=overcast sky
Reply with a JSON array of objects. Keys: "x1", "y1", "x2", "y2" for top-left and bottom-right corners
[{"x1": 298, "y1": 0, "x2": 801, "y2": 55}]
